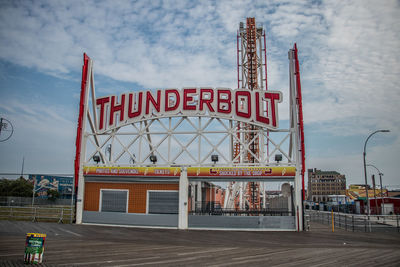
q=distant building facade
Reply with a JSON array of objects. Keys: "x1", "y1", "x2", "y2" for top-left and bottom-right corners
[{"x1": 307, "y1": 168, "x2": 346, "y2": 202}]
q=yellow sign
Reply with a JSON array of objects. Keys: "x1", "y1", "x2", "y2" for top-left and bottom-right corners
[
  {"x1": 187, "y1": 166, "x2": 296, "y2": 177},
  {"x1": 83, "y1": 166, "x2": 296, "y2": 177},
  {"x1": 83, "y1": 166, "x2": 181, "y2": 177}
]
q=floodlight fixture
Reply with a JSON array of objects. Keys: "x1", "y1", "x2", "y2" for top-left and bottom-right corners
[
  {"x1": 93, "y1": 155, "x2": 100, "y2": 164},
  {"x1": 150, "y1": 155, "x2": 157, "y2": 164},
  {"x1": 211, "y1": 154, "x2": 219, "y2": 164},
  {"x1": 275, "y1": 154, "x2": 283, "y2": 163}
]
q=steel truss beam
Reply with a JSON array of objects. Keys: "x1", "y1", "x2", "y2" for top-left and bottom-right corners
[{"x1": 84, "y1": 115, "x2": 295, "y2": 167}]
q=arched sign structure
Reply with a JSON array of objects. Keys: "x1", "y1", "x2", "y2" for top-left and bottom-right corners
[{"x1": 74, "y1": 20, "x2": 305, "y2": 231}]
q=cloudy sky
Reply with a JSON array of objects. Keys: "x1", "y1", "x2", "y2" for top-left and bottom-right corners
[{"x1": 0, "y1": 0, "x2": 399, "y2": 189}]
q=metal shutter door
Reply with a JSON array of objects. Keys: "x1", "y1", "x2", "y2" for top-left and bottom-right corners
[
  {"x1": 101, "y1": 190, "x2": 127, "y2": 212},
  {"x1": 148, "y1": 191, "x2": 178, "y2": 214}
]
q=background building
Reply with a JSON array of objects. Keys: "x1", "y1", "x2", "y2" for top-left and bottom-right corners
[{"x1": 307, "y1": 168, "x2": 346, "y2": 202}]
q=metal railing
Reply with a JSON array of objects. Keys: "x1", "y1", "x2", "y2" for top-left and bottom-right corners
[
  {"x1": 307, "y1": 210, "x2": 400, "y2": 233},
  {"x1": 0, "y1": 196, "x2": 75, "y2": 207},
  {"x1": 190, "y1": 203, "x2": 292, "y2": 216},
  {"x1": 0, "y1": 206, "x2": 75, "y2": 224},
  {"x1": 307, "y1": 203, "x2": 400, "y2": 215}
]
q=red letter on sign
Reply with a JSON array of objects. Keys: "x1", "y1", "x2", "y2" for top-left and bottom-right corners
[
  {"x1": 109, "y1": 94, "x2": 125, "y2": 126},
  {"x1": 165, "y1": 89, "x2": 180, "y2": 112},
  {"x1": 235, "y1": 91, "x2": 251, "y2": 118},
  {"x1": 128, "y1": 92, "x2": 142, "y2": 118},
  {"x1": 217, "y1": 89, "x2": 231, "y2": 114},
  {"x1": 264, "y1": 92, "x2": 281, "y2": 127},
  {"x1": 183, "y1": 88, "x2": 197, "y2": 110},
  {"x1": 199, "y1": 88, "x2": 215, "y2": 112},
  {"x1": 255, "y1": 92, "x2": 269, "y2": 125},
  {"x1": 146, "y1": 90, "x2": 161, "y2": 114},
  {"x1": 96, "y1": 96, "x2": 110, "y2": 130}
]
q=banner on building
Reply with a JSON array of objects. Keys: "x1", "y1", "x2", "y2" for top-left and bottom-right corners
[{"x1": 83, "y1": 166, "x2": 295, "y2": 178}]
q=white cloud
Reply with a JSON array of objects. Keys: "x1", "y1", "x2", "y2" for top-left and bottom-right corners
[
  {"x1": 302, "y1": 0, "x2": 400, "y2": 135},
  {"x1": 0, "y1": 0, "x2": 399, "y2": 184}
]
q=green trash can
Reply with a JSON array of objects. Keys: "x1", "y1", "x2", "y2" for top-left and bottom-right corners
[{"x1": 24, "y1": 233, "x2": 46, "y2": 264}]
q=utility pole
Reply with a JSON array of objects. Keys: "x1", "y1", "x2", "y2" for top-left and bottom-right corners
[
  {"x1": 379, "y1": 173, "x2": 385, "y2": 215},
  {"x1": 363, "y1": 130, "x2": 390, "y2": 218},
  {"x1": 367, "y1": 164, "x2": 385, "y2": 215},
  {"x1": 21, "y1": 157, "x2": 25, "y2": 178},
  {"x1": 372, "y1": 174, "x2": 378, "y2": 215}
]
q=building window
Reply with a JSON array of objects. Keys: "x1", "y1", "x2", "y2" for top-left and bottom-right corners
[
  {"x1": 99, "y1": 189, "x2": 129, "y2": 213},
  {"x1": 147, "y1": 190, "x2": 179, "y2": 214}
]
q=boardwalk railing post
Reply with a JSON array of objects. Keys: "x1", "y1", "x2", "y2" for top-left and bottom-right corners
[
  {"x1": 364, "y1": 216, "x2": 367, "y2": 232},
  {"x1": 58, "y1": 208, "x2": 63, "y2": 224},
  {"x1": 70, "y1": 207, "x2": 74, "y2": 224},
  {"x1": 32, "y1": 207, "x2": 36, "y2": 222}
]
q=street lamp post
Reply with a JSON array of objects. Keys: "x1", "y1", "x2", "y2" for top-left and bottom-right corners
[
  {"x1": 31, "y1": 177, "x2": 37, "y2": 206},
  {"x1": 363, "y1": 130, "x2": 390, "y2": 217},
  {"x1": 366, "y1": 164, "x2": 385, "y2": 215}
]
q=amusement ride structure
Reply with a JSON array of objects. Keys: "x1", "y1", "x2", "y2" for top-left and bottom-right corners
[
  {"x1": 74, "y1": 17, "x2": 305, "y2": 230},
  {"x1": 225, "y1": 18, "x2": 305, "y2": 212}
]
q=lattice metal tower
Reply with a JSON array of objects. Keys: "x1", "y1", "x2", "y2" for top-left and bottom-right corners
[{"x1": 231, "y1": 18, "x2": 268, "y2": 210}]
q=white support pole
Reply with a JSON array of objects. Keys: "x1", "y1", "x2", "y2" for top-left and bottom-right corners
[
  {"x1": 239, "y1": 182, "x2": 244, "y2": 210},
  {"x1": 76, "y1": 59, "x2": 92, "y2": 224},
  {"x1": 262, "y1": 182, "x2": 266, "y2": 209},
  {"x1": 197, "y1": 181, "x2": 202, "y2": 210},
  {"x1": 289, "y1": 49, "x2": 303, "y2": 231},
  {"x1": 191, "y1": 182, "x2": 195, "y2": 211},
  {"x1": 211, "y1": 184, "x2": 214, "y2": 210},
  {"x1": 178, "y1": 167, "x2": 189, "y2": 229},
  {"x1": 295, "y1": 171, "x2": 303, "y2": 231},
  {"x1": 76, "y1": 165, "x2": 85, "y2": 224}
]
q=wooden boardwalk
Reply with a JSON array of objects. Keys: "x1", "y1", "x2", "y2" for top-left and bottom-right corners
[{"x1": 0, "y1": 220, "x2": 399, "y2": 266}]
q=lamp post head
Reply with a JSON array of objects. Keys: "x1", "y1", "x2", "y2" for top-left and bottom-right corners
[{"x1": 380, "y1": 129, "x2": 390, "y2": 133}]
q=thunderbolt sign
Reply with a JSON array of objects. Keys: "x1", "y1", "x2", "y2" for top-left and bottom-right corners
[{"x1": 96, "y1": 88, "x2": 282, "y2": 133}]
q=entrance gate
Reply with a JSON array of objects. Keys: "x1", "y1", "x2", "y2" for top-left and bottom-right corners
[
  {"x1": 74, "y1": 18, "x2": 305, "y2": 231},
  {"x1": 188, "y1": 177, "x2": 296, "y2": 230}
]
